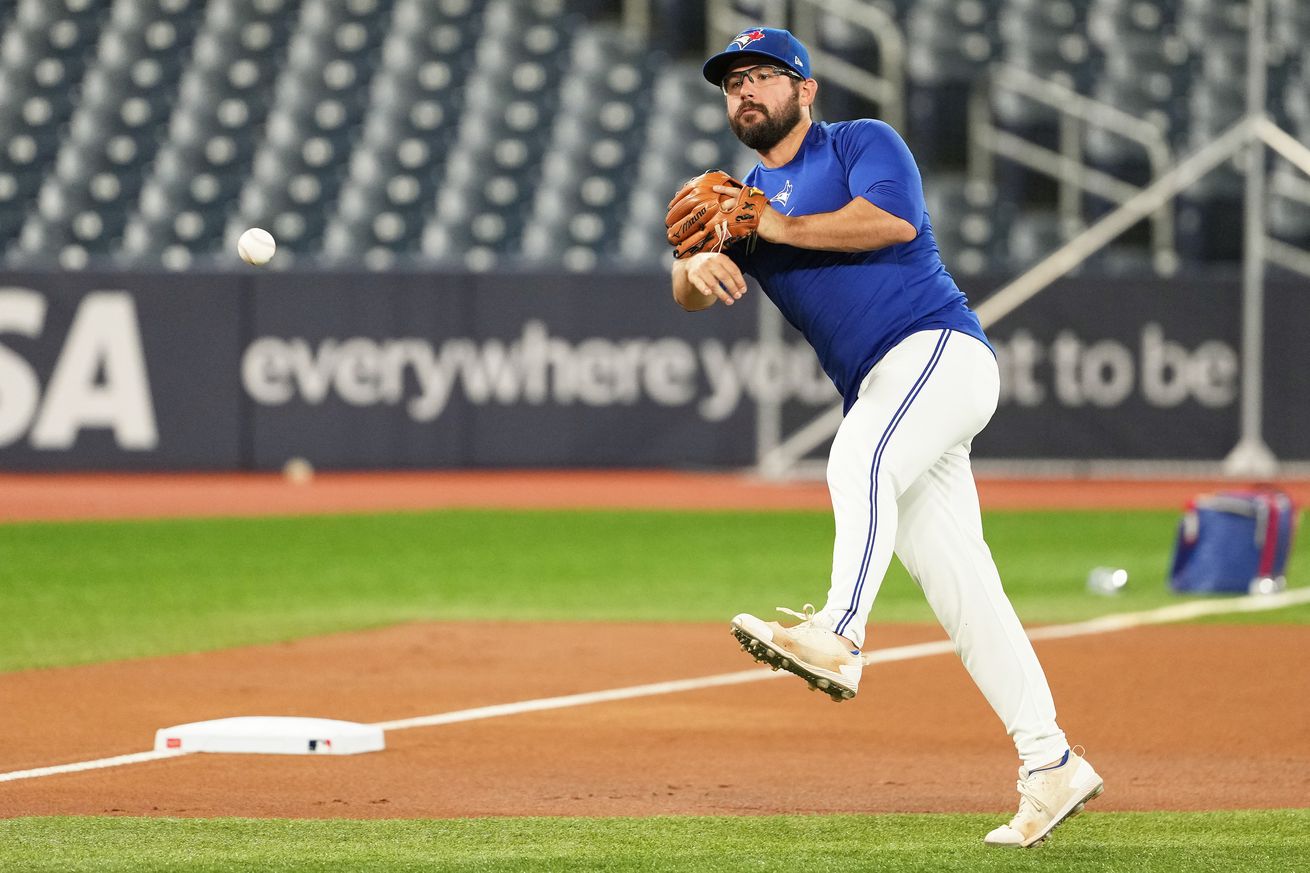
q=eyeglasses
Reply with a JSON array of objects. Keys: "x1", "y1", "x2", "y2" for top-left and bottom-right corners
[{"x1": 720, "y1": 64, "x2": 802, "y2": 96}]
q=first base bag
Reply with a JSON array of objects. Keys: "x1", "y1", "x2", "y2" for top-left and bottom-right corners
[{"x1": 1168, "y1": 489, "x2": 1297, "y2": 594}]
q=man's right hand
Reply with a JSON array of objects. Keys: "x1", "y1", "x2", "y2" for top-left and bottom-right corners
[{"x1": 672, "y1": 252, "x2": 748, "y2": 311}]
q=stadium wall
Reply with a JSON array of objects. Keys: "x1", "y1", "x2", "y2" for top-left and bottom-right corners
[{"x1": 0, "y1": 270, "x2": 1306, "y2": 470}]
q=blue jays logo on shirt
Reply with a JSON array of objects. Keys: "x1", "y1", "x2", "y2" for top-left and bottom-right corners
[
  {"x1": 730, "y1": 29, "x2": 766, "y2": 51},
  {"x1": 770, "y1": 180, "x2": 794, "y2": 208}
]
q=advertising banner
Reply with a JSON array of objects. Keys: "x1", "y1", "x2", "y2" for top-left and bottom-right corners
[
  {"x1": 0, "y1": 273, "x2": 243, "y2": 470},
  {"x1": 972, "y1": 274, "x2": 1307, "y2": 460},
  {"x1": 1, "y1": 269, "x2": 1306, "y2": 470},
  {"x1": 975, "y1": 276, "x2": 1242, "y2": 459},
  {"x1": 241, "y1": 271, "x2": 832, "y2": 467}
]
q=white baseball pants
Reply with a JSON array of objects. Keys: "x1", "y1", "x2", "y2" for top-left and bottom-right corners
[{"x1": 811, "y1": 328, "x2": 1068, "y2": 768}]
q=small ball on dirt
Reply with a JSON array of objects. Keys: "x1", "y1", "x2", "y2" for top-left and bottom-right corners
[{"x1": 282, "y1": 457, "x2": 314, "y2": 485}]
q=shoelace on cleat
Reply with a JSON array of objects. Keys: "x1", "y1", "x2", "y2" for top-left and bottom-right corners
[
  {"x1": 1014, "y1": 780, "x2": 1052, "y2": 821},
  {"x1": 776, "y1": 603, "x2": 816, "y2": 624}
]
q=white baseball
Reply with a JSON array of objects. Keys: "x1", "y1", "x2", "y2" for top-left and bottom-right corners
[
  {"x1": 282, "y1": 456, "x2": 314, "y2": 485},
  {"x1": 237, "y1": 227, "x2": 276, "y2": 266}
]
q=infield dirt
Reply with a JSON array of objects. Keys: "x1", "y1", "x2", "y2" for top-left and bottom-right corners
[
  {"x1": 5, "y1": 471, "x2": 1310, "y2": 521},
  {"x1": 2, "y1": 472, "x2": 1307, "y2": 820},
  {"x1": 1, "y1": 620, "x2": 1306, "y2": 818}
]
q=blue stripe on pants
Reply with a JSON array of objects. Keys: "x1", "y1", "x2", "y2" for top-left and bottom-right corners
[{"x1": 835, "y1": 330, "x2": 952, "y2": 638}]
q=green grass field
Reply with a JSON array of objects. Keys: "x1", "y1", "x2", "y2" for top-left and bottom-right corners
[
  {"x1": 1, "y1": 508, "x2": 1306, "y2": 672},
  {"x1": 2, "y1": 811, "x2": 1307, "y2": 872},
  {"x1": 2, "y1": 508, "x2": 1306, "y2": 871}
]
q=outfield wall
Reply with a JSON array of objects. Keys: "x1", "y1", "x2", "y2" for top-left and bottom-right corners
[{"x1": 1, "y1": 270, "x2": 1306, "y2": 470}]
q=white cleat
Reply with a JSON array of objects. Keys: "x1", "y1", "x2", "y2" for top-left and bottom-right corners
[
  {"x1": 984, "y1": 748, "x2": 1104, "y2": 848},
  {"x1": 730, "y1": 605, "x2": 862, "y2": 703}
]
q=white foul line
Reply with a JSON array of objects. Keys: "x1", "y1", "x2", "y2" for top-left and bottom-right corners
[
  {"x1": 0, "y1": 750, "x2": 187, "y2": 784},
  {"x1": 2, "y1": 587, "x2": 1308, "y2": 785},
  {"x1": 1024, "y1": 586, "x2": 1310, "y2": 642},
  {"x1": 369, "y1": 669, "x2": 772, "y2": 732}
]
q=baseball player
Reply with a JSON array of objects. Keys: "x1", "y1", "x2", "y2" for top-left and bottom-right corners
[{"x1": 666, "y1": 27, "x2": 1103, "y2": 848}]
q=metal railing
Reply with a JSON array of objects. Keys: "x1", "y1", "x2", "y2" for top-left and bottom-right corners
[
  {"x1": 621, "y1": 0, "x2": 651, "y2": 41},
  {"x1": 1265, "y1": 151, "x2": 1310, "y2": 277},
  {"x1": 751, "y1": 0, "x2": 1310, "y2": 480},
  {"x1": 968, "y1": 64, "x2": 1177, "y2": 273}
]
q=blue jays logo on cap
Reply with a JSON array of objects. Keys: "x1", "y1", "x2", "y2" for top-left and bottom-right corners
[
  {"x1": 703, "y1": 26, "x2": 811, "y2": 86},
  {"x1": 730, "y1": 29, "x2": 767, "y2": 51}
]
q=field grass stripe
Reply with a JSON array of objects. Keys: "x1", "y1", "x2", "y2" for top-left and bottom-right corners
[{"x1": 2, "y1": 587, "x2": 1306, "y2": 785}]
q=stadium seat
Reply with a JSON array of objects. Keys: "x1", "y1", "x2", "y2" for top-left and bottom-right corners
[
  {"x1": 907, "y1": 0, "x2": 996, "y2": 85},
  {"x1": 221, "y1": 0, "x2": 397, "y2": 267},
  {"x1": 906, "y1": 0, "x2": 998, "y2": 168},
  {"x1": 322, "y1": 0, "x2": 483, "y2": 266},
  {"x1": 0, "y1": 0, "x2": 115, "y2": 263},
  {"x1": 0, "y1": 0, "x2": 1301, "y2": 274},
  {"x1": 1177, "y1": 0, "x2": 1249, "y2": 202},
  {"x1": 520, "y1": 25, "x2": 657, "y2": 270},
  {"x1": 998, "y1": 0, "x2": 1096, "y2": 96},
  {"x1": 923, "y1": 172, "x2": 1003, "y2": 276},
  {"x1": 122, "y1": 0, "x2": 300, "y2": 267},
  {"x1": 1082, "y1": 1, "x2": 1187, "y2": 168},
  {"x1": 417, "y1": 0, "x2": 581, "y2": 269},
  {"x1": 10, "y1": 0, "x2": 205, "y2": 268}
]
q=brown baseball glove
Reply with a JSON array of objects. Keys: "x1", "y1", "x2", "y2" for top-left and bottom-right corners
[{"x1": 665, "y1": 170, "x2": 769, "y2": 259}]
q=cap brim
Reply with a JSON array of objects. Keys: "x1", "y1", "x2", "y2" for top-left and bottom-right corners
[{"x1": 702, "y1": 50, "x2": 800, "y2": 86}]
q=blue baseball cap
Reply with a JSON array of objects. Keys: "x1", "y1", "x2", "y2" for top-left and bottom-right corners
[{"x1": 702, "y1": 27, "x2": 812, "y2": 86}]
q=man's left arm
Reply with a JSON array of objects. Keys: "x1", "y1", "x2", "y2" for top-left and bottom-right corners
[{"x1": 756, "y1": 196, "x2": 916, "y2": 252}]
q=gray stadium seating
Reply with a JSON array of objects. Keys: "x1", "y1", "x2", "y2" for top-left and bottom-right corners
[
  {"x1": 16, "y1": 0, "x2": 204, "y2": 269},
  {"x1": 417, "y1": 0, "x2": 578, "y2": 271},
  {"x1": 124, "y1": 0, "x2": 301, "y2": 269},
  {"x1": 322, "y1": 0, "x2": 483, "y2": 269},
  {"x1": 0, "y1": 0, "x2": 1302, "y2": 274},
  {"x1": 520, "y1": 24, "x2": 659, "y2": 271},
  {"x1": 2, "y1": 0, "x2": 117, "y2": 267}
]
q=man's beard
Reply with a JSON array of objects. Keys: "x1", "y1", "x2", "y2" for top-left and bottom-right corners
[{"x1": 729, "y1": 93, "x2": 803, "y2": 151}]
